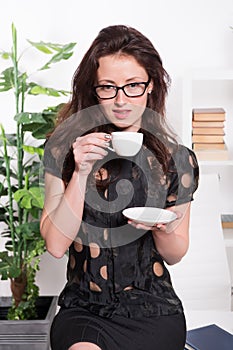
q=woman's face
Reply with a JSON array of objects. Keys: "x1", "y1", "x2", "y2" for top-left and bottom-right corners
[{"x1": 96, "y1": 54, "x2": 153, "y2": 131}]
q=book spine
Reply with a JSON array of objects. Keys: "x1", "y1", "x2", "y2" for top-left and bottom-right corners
[
  {"x1": 192, "y1": 121, "x2": 225, "y2": 128},
  {"x1": 193, "y1": 143, "x2": 226, "y2": 150},
  {"x1": 193, "y1": 114, "x2": 225, "y2": 121},
  {"x1": 195, "y1": 150, "x2": 229, "y2": 161},
  {"x1": 192, "y1": 135, "x2": 224, "y2": 143},
  {"x1": 192, "y1": 128, "x2": 224, "y2": 135}
]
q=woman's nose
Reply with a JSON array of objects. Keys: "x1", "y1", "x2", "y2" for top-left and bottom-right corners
[{"x1": 114, "y1": 89, "x2": 127, "y2": 105}]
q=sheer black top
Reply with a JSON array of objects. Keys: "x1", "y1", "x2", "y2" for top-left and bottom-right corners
[{"x1": 44, "y1": 141, "x2": 199, "y2": 319}]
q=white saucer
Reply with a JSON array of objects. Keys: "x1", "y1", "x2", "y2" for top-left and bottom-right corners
[{"x1": 122, "y1": 207, "x2": 177, "y2": 226}]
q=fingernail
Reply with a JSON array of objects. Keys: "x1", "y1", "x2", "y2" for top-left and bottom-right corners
[
  {"x1": 105, "y1": 134, "x2": 111, "y2": 139},
  {"x1": 104, "y1": 142, "x2": 110, "y2": 147}
]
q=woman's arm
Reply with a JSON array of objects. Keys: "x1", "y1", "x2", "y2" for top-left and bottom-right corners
[
  {"x1": 151, "y1": 203, "x2": 191, "y2": 265},
  {"x1": 40, "y1": 171, "x2": 88, "y2": 258},
  {"x1": 128, "y1": 202, "x2": 191, "y2": 265},
  {"x1": 40, "y1": 132, "x2": 110, "y2": 258}
]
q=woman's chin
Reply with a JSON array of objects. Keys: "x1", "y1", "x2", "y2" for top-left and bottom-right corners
[
  {"x1": 113, "y1": 121, "x2": 131, "y2": 129},
  {"x1": 106, "y1": 118, "x2": 141, "y2": 131}
]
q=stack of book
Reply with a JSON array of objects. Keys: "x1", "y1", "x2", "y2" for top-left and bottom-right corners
[{"x1": 192, "y1": 108, "x2": 228, "y2": 161}]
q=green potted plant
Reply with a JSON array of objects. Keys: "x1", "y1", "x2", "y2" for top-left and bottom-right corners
[{"x1": 0, "y1": 23, "x2": 76, "y2": 348}]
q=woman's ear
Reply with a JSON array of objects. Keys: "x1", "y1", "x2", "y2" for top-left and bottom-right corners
[{"x1": 148, "y1": 81, "x2": 153, "y2": 94}]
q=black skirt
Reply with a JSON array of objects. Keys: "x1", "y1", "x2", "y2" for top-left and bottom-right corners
[{"x1": 50, "y1": 306, "x2": 186, "y2": 350}]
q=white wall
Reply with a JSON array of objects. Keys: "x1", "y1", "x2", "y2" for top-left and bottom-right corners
[
  {"x1": 1, "y1": 0, "x2": 232, "y2": 133},
  {"x1": 0, "y1": 0, "x2": 233, "y2": 296}
]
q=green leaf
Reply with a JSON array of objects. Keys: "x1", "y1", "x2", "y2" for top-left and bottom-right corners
[
  {"x1": 28, "y1": 83, "x2": 70, "y2": 97},
  {"x1": 14, "y1": 112, "x2": 45, "y2": 124},
  {"x1": 0, "y1": 251, "x2": 10, "y2": 261},
  {"x1": 0, "y1": 133, "x2": 17, "y2": 149},
  {"x1": 0, "y1": 69, "x2": 28, "y2": 94},
  {"x1": 0, "y1": 269, "x2": 8, "y2": 280},
  {"x1": 1, "y1": 52, "x2": 11, "y2": 60},
  {"x1": 27, "y1": 40, "x2": 53, "y2": 54},
  {"x1": 14, "y1": 188, "x2": 28, "y2": 202},
  {"x1": 21, "y1": 195, "x2": 32, "y2": 209},
  {"x1": 26, "y1": 40, "x2": 76, "y2": 70},
  {"x1": 14, "y1": 109, "x2": 56, "y2": 136},
  {"x1": 14, "y1": 187, "x2": 44, "y2": 209},
  {"x1": 24, "y1": 160, "x2": 43, "y2": 176},
  {"x1": 23, "y1": 145, "x2": 44, "y2": 156},
  {"x1": 40, "y1": 42, "x2": 76, "y2": 70},
  {"x1": 9, "y1": 265, "x2": 21, "y2": 278},
  {"x1": 5, "y1": 133, "x2": 17, "y2": 146},
  {"x1": 29, "y1": 187, "x2": 45, "y2": 208},
  {"x1": 0, "y1": 252, "x2": 21, "y2": 279},
  {"x1": 16, "y1": 221, "x2": 41, "y2": 238},
  {"x1": 29, "y1": 84, "x2": 49, "y2": 95},
  {"x1": 0, "y1": 67, "x2": 14, "y2": 91},
  {"x1": 0, "y1": 182, "x2": 4, "y2": 194},
  {"x1": 29, "y1": 104, "x2": 62, "y2": 139},
  {"x1": 30, "y1": 123, "x2": 54, "y2": 139}
]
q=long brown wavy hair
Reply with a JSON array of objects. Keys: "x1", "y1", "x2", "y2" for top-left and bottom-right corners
[{"x1": 49, "y1": 25, "x2": 177, "y2": 184}]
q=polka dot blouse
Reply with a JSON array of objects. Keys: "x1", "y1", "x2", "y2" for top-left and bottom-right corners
[{"x1": 44, "y1": 142, "x2": 199, "y2": 319}]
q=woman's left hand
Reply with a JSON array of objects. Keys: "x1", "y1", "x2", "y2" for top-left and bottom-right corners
[
  {"x1": 128, "y1": 204, "x2": 190, "y2": 264},
  {"x1": 127, "y1": 209, "x2": 182, "y2": 233},
  {"x1": 127, "y1": 220, "x2": 167, "y2": 232}
]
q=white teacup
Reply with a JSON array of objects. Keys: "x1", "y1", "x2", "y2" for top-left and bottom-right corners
[{"x1": 108, "y1": 131, "x2": 143, "y2": 156}]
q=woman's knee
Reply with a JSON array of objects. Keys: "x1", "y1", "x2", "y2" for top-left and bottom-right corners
[{"x1": 68, "y1": 343, "x2": 101, "y2": 350}]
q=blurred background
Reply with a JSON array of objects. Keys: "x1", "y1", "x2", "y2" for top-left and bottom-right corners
[{"x1": 0, "y1": 0, "x2": 232, "y2": 299}]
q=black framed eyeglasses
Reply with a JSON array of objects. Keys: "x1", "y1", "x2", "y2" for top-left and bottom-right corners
[{"x1": 94, "y1": 78, "x2": 151, "y2": 100}]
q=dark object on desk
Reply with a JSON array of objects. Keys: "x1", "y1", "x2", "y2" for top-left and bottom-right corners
[{"x1": 185, "y1": 324, "x2": 233, "y2": 350}]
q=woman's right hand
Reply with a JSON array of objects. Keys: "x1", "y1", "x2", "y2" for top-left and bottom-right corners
[{"x1": 72, "y1": 132, "x2": 111, "y2": 175}]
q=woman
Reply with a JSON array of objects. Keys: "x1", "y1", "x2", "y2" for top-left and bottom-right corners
[{"x1": 40, "y1": 25, "x2": 199, "y2": 350}]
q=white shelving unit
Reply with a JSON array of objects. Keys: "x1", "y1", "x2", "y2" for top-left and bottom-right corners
[
  {"x1": 181, "y1": 70, "x2": 233, "y2": 298},
  {"x1": 182, "y1": 69, "x2": 233, "y2": 149},
  {"x1": 198, "y1": 160, "x2": 233, "y2": 166},
  {"x1": 182, "y1": 69, "x2": 233, "y2": 213}
]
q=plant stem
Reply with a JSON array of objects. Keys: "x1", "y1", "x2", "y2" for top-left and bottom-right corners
[
  {"x1": 12, "y1": 23, "x2": 24, "y2": 226},
  {"x1": 12, "y1": 23, "x2": 24, "y2": 270},
  {"x1": 21, "y1": 73, "x2": 26, "y2": 113},
  {"x1": 23, "y1": 173, "x2": 30, "y2": 259},
  {"x1": 11, "y1": 23, "x2": 19, "y2": 115},
  {"x1": 0, "y1": 125, "x2": 17, "y2": 264}
]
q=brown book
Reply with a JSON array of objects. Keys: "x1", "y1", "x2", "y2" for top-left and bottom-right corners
[
  {"x1": 192, "y1": 108, "x2": 225, "y2": 121},
  {"x1": 221, "y1": 214, "x2": 233, "y2": 229},
  {"x1": 193, "y1": 143, "x2": 227, "y2": 150},
  {"x1": 192, "y1": 135, "x2": 224, "y2": 143},
  {"x1": 195, "y1": 149, "x2": 229, "y2": 161},
  {"x1": 192, "y1": 121, "x2": 225, "y2": 128},
  {"x1": 192, "y1": 128, "x2": 225, "y2": 135},
  {"x1": 222, "y1": 222, "x2": 233, "y2": 229}
]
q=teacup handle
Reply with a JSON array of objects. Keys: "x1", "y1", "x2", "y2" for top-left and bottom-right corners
[{"x1": 107, "y1": 146, "x2": 115, "y2": 152}]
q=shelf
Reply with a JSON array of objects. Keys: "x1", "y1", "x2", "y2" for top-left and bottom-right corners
[
  {"x1": 199, "y1": 159, "x2": 233, "y2": 166},
  {"x1": 181, "y1": 69, "x2": 233, "y2": 148},
  {"x1": 182, "y1": 69, "x2": 233, "y2": 215}
]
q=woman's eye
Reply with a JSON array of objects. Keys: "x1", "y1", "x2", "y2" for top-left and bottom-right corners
[
  {"x1": 102, "y1": 85, "x2": 114, "y2": 91},
  {"x1": 129, "y1": 83, "x2": 139, "y2": 88}
]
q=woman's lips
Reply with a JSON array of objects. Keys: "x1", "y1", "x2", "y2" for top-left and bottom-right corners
[{"x1": 112, "y1": 109, "x2": 131, "y2": 119}]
